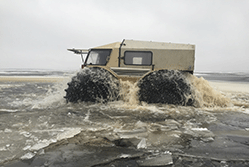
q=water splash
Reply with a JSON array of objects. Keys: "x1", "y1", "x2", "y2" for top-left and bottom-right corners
[
  {"x1": 118, "y1": 72, "x2": 232, "y2": 108},
  {"x1": 31, "y1": 78, "x2": 70, "y2": 109},
  {"x1": 119, "y1": 80, "x2": 139, "y2": 106},
  {"x1": 187, "y1": 74, "x2": 232, "y2": 107}
]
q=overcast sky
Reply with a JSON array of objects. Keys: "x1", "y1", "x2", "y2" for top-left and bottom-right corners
[{"x1": 0, "y1": 0, "x2": 248, "y2": 72}]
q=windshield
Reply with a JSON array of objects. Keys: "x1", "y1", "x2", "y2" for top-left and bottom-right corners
[{"x1": 86, "y1": 49, "x2": 112, "y2": 65}]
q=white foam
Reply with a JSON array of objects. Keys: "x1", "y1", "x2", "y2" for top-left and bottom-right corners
[
  {"x1": 240, "y1": 109, "x2": 249, "y2": 115},
  {"x1": 120, "y1": 154, "x2": 132, "y2": 158},
  {"x1": 0, "y1": 109, "x2": 18, "y2": 112},
  {"x1": 0, "y1": 146, "x2": 7, "y2": 151},
  {"x1": 16, "y1": 127, "x2": 83, "y2": 162},
  {"x1": 191, "y1": 127, "x2": 209, "y2": 131},
  {"x1": 137, "y1": 138, "x2": 147, "y2": 149},
  {"x1": 194, "y1": 73, "x2": 208, "y2": 76},
  {"x1": 4, "y1": 128, "x2": 12, "y2": 133},
  {"x1": 30, "y1": 139, "x2": 57, "y2": 151},
  {"x1": 23, "y1": 145, "x2": 31, "y2": 151},
  {"x1": 56, "y1": 128, "x2": 82, "y2": 141},
  {"x1": 20, "y1": 152, "x2": 36, "y2": 160}
]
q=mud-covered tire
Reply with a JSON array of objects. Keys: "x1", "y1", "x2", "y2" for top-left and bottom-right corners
[
  {"x1": 64, "y1": 67, "x2": 120, "y2": 103},
  {"x1": 137, "y1": 70, "x2": 193, "y2": 105}
]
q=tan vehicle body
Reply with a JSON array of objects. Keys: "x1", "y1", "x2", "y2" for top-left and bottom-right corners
[
  {"x1": 70, "y1": 39, "x2": 195, "y2": 82},
  {"x1": 66, "y1": 39, "x2": 196, "y2": 104}
]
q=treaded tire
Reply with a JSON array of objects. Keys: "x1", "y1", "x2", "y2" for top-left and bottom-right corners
[
  {"x1": 137, "y1": 70, "x2": 193, "y2": 105},
  {"x1": 64, "y1": 67, "x2": 120, "y2": 103}
]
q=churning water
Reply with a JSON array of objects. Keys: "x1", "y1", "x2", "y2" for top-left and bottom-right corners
[{"x1": 0, "y1": 69, "x2": 249, "y2": 167}]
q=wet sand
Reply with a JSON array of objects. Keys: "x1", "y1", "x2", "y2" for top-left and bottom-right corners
[
  {"x1": 0, "y1": 76, "x2": 65, "y2": 82},
  {"x1": 209, "y1": 81, "x2": 249, "y2": 93}
]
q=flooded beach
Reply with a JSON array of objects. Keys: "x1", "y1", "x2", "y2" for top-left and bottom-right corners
[{"x1": 0, "y1": 69, "x2": 249, "y2": 167}]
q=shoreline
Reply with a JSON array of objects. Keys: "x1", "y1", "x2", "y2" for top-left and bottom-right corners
[
  {"x1": 209, "y1": 81, "x2": 249, "y2": 93},
  {"x1": 0, "y1": 76, "x2": 66, "y2": 82}
]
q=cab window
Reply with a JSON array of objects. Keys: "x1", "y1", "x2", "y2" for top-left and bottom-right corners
[{"x1": 86, "y1": 49, "x2": 112, "y2": 65}]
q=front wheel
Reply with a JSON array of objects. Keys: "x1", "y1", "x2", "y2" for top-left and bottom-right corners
[{"x1": 64, "y1": 67, "x2": 120, "y2": 103}]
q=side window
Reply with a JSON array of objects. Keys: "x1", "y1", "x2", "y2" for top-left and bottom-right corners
[{"x1": 124, "y1": 51, "x2": 152, "y2": 65}]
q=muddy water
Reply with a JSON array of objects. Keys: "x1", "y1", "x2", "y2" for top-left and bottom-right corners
[{"x1": 0, "y1": 70, "x2": 249, "y2": 167}]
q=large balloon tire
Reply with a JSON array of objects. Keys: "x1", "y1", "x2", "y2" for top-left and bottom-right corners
[
  {"x1": 64, "y1": 67, "x2": 120, "y2": 103},
  {"x1": 137, "y1": 70, "x2": 194, "y2": 105}
]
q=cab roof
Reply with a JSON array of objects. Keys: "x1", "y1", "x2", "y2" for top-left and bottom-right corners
[{"x1": 92, "y1": 39, "x2": 195, "y2": 50}]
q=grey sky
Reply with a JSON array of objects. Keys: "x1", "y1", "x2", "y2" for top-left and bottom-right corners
[{"x1": 0, "y1": 0, "x2": 248, "y2": 72}]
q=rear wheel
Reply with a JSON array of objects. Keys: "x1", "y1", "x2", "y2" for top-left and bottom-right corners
[
  {"x1": 137, "y1": 70, "x2": 193, "y2": 105},
  {"x1": 64, "y1": 67, "x2": 120, "y2": 103}
]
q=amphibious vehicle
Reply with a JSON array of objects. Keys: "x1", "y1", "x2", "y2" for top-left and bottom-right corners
[{"x1": 65, "y1": 39, "x2": 195, "y2": 105}]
